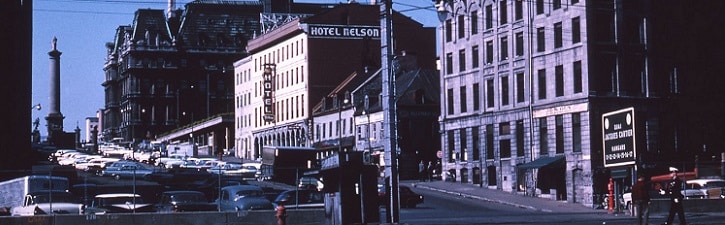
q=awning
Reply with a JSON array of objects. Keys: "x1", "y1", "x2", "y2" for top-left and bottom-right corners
[{"x1": 517, "y1": 155, "x2": 565, "y2": 169}]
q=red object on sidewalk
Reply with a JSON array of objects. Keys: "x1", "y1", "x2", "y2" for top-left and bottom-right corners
[{"x1": 275, "y1": 204, "x2": 287, "y2": 225}]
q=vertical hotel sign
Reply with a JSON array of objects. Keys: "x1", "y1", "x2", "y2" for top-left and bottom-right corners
[
  {"x1": 602, "y1": 107, "x2": 636, "y2": 167},
  {"x1": 262, "y1": 64, "x2": 275, "y2": 122}
]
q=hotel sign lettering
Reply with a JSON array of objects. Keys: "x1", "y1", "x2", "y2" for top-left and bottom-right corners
[
  {"x1": 305, "y1": 24, "x2": 380, "y2": 40},
  {"x1": 602, "y1": 107, "x2": 636, "y2": 168},
  {"x1": 263, "y1": 65, "x2": 275, "y2": 122}
]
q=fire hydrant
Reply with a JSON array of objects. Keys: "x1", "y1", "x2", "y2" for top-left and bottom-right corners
[{"x1": 275, "y1": 204, "x2": 287, "y2": 225}]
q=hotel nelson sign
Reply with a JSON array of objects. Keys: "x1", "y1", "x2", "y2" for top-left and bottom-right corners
[
  {"x1": 262, "y1": 65, "x2": 275, "y2": 122},
  {"x1": 602, "y1": 107, "x2": 636, "y2": 168},
  {"x1": 304, "y1": 24, "x2": 380, "y2": 40}
]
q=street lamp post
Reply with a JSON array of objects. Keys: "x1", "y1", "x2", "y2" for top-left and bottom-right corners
[{"x1": 338, "y1": 91, "x2": 349, "y2": 153}]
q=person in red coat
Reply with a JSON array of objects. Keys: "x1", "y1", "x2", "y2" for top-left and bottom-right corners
[{"x1": 632, "y1": 174, "x2": 650, "y2": 225}]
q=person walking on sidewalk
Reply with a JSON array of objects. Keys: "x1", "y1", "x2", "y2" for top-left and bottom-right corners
[
  {"x1": 632, "y1": 174, "x2": 650, "y2": 225},
  {"x1": 661, "y1": 168, "x2": 686, "y2": 225}
]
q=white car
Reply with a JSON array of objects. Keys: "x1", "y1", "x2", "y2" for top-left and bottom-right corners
[
  {"x1": 75, "y1": 157, "x2": 120, "y2": 171},
  {"x1": 685, "y1": 179, "x2": 725, "y2": 199}
]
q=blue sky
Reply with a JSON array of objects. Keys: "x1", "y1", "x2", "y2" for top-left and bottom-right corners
[{"x1": 31, "y1": 0, "x2": 439, "y2": 139}]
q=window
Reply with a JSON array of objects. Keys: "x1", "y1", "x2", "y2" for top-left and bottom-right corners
[
  {"x1": 554, "y1": 22, "x2": 563, "y2": 48},
  {"x1": 486, "y1": 125, "x2": 494, "y2": 159},
  {"x1": 536, "y1": 27, "x2": 545, "y2": 52},
  {"x1": 515, "y1": 32, "x2": 524, "y2": 57},
  {"x1": 539, "y1": 117, "x2": 548, "y2": 155},
  {"x1": 473, "y1": 83, "x2": 480, "y2": 111},
  {"x1": 536, "y1": 0, "x2": 544, "y2": 15},
  {"x1": 514, "y1": 0, "x2": 523, "y2": 20},
  {"x1": 486, "y1": 41, "x2": 494, "y2": 64},
  {"x1": 499, "y1": 122, "x2": 510, "y2": 135},
  {"x1": 447, "y1": 88, "x2": 454, "y2": 115},
  {"x1": 472, "y1": 45, "x2": 480, "y2": 68},
  {"x1": 459, "y1": 128, "x2": 467, "y2": 161},
  {"x1": 516, "y1": 72, "x2": 525, "y2": 103},
  {"x1": 573, "y1": 61, "x2": 582, "y2": 93},
  {"x1": 471, "y1": 10, "x2": 479, "y2": 35},
  {"x1": 516, "y1": 120, "x2": 525, "y2": 156},
  {"x1": 553, "y1": 0, "x2": 561, "y2": 10},
  {"x1": 458, "y1": 15, "x2": 465, "y2": 39},
  {"x1": 499, "y1": 0, "x2": 508, "y2": 25},
  {"x1": 500, "y1": 36, "x2": 508, "y2": 60},
  {"x1": 446, "y1": 53, "x2": 453, "y2": 74},
  {"x1": 459, "y1": 49, "x2": 466, "y2": 72},
  {"x1": 501, "y1": 76, "x2": 509, "y2": 106},
  {"x1": 500, "y1": 139, "x2": 511, "y2": 158},
  {"x1": 538, "y1": 69, "x2": 547, "y2": 99},
  {"x1": 555, "y1": 115, "x2": 564, "y2": 154},
  {"x1": 486, "y1": 79, "x2": 495, "y2": 108},
  {"x1": 555, "y1": 65, "x2": 564, "y2": 97},
  {"x1": 485, "y1": 5, "x2": 493, "y2": 29},
  {"x1": 472, "y1": 127, "x2": 480, "y2": 160},
  {"x1": 572, "y1": 17, "x2": 581, "y2": 44},
  {"x1": 460, "y1": 86, "x2": 467, "y2": 113},
  {"x1": 572, "y1": 0, "x2": 579, "y2": 4},
  {"x1": 445, "y1": 19, "x2": 452, "y2": 42},
  {"x1": 572, "y1": 113, "x2": 581, "y2": 152}
]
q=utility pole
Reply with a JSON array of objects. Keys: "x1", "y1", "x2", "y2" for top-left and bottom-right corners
[{"x1": 380, "y1": 0, "x2": 400, "y2": 223}]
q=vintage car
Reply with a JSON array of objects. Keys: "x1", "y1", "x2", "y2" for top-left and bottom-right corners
[
  {"x1": 11, "y1": 191, "x2": 84, "y2": 216},
  {"x1": 215, "y1": 185, "x2": 274, "y2": 211},
  {"x1": 272, "y1": 189, "x2": 324, "y2": 209},
  {"x1": 83, "y1": 193, "x2": 154, "y2": 214},
  {"x1": 101, "y1": 161, "x2": 154, "y2": 180},
  {"x1": 155, "y1": 190, "x2": 217, "y2": 213}
]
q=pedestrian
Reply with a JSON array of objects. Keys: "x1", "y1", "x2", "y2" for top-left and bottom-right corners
[
  {"x1": 661, "y1": 167, "x2": 686, "y2": 225},
  {"x1": 632, "y1": 174, "x2": 650, "y2": 225},
  {"x1": 418, "y1": 161, "x2": 426, "y2": 182}
]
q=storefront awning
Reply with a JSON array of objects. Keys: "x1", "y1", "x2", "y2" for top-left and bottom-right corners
[{"x1": 517, "y1": 155, "x2": 565, "y2": 169}]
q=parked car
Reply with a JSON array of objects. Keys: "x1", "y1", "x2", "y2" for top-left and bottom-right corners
[
  {"x1": 155, "y1": 190, "x2": 216, "y2": 213},
  {"x1": 101, "y1": 161, "x2": 155, "y2": 180},
  {"x1": 686, "y1": 179, "x2": 725, "y2": 199},
  {"x1": 84, "y1": 193, "x2": 154, "y2": 214},
  {"x1": 297, "y1": 176, "x2": 324, "y2": 190},
  {"x1": 273, "y1": 189, "x2": 324, "y2": 209},
  {"x1": 74, "y1": 157, "x2": 120, "y2": 171},
  {"x1": 377, "y1": 185, "x2": 424, "y2": 208},
  {"x1": 215, "y1": 185, "x2": 274, "y2": 211},
  {"x1": 147, "y1": 167, "x2": 212, "y2": 186},
  {"x1": 10, "y1": 191, "x2": 84, "y2": 216}
]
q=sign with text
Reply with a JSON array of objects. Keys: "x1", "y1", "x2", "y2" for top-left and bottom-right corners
[
  {"x1": 305, "y1": 24, "x2": 380, "y2": 40},
  {"x1": 602, "y1": 107, "x2": 636, "y2": 167},
  {"x1": 262, "y1": 64, "x2": 275, "y2": 122}
]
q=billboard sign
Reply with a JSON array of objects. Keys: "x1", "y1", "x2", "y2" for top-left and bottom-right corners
[
  {"x1": 602, "y1": 107, "x2": 636, "y2": 167},
  {"x1": 304, "y1": 24, "x2": 381, "y2": 40}
]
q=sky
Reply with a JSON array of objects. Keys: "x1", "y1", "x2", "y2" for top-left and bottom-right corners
[{"x1": 31, "y1": 0, "x2": 440, "y2": 139}]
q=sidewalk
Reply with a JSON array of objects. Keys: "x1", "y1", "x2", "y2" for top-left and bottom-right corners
[{"x1": 409, "y1": 180, "x2": 605, "y2": 214}]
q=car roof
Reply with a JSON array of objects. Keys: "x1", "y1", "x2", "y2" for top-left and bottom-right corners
[{"x1": 95, "y1": 193, "x2": 141, "y2": 198}]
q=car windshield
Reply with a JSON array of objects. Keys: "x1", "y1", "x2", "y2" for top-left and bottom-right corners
[{"x1": 235, "y1": 190, "x2": 263, "y2": 198}]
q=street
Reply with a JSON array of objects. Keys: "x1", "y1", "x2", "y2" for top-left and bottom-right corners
[{"x1": 391, "y1": 184, "x2": 725, "y2": 225}]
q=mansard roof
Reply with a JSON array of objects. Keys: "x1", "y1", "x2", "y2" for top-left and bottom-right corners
[
  {"x1": 176, "y1": 1, "x2": 263, "y2": 51},
  {"x1": 131, "y1": 9, "x2": 171, "y2": 44}
]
